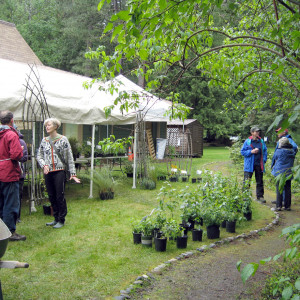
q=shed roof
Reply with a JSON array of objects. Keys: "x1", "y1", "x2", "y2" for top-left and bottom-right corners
[
  {"x1": 0, "y1": 20, "x2": 43, "y2": 65},
  {"x1": 167, "y1": 119, "x2": 198, "y2": 126}
]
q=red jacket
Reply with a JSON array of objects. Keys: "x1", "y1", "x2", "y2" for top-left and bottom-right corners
[{"x1": 0, "y1": 126, "x2": 23, "y2": 182}]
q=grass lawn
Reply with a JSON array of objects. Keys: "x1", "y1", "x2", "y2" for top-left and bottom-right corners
[{"x1": 1, "y1": 147, "x2": 275, "y2": 299}]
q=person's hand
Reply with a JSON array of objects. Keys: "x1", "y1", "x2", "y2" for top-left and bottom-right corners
[
  {"x1": 43, "y1": 165, "x2": 49, "y2": 175},
  {"x1": 70, "y1": 175, "x2": 81, "y2": 183}
]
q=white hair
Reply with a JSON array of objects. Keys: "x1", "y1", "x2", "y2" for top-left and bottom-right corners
[
  {"x1": 278, "y1": 137, "x2": 290, "y2": 148},
  {"x1": 44, "y1": 118, "x2": 61, "y2": 129}
]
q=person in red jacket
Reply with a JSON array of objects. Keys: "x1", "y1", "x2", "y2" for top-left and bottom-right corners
[{"x1": 0, "y1": 111, "x2": 26, "y2": 241}]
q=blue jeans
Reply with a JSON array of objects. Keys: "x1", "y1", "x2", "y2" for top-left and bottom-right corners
[
  {"x1": 276, "y1": 180, "x2": 291, "y2": 209},
  {"x1": 0, "y1": 181, "x2": 20, "y2": 233}
]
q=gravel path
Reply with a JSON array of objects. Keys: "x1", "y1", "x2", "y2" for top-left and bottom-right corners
[{"x1": 131, "y1": 164, "x2": 300, "y2": 300}]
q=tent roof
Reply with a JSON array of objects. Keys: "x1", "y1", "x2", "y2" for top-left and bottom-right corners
[{"x1": 0, "y1": 58, "x2": 171, "y2": 125}]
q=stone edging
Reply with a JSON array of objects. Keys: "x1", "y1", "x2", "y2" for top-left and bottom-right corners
[{"x1": 114, "y1": 206, "x2": 280, "y2": 300}]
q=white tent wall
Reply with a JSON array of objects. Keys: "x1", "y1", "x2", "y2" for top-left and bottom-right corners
[{"x1": 0, "y1": 58, "x2": 172, "y2": 198}]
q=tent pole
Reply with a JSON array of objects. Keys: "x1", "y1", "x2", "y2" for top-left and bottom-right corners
[
  {"x1": 89, "y1": 124, "x2": 95, "y2": 198},
  {"x1": 132, "y1": 114, "x2": 139, "y2": 189}
]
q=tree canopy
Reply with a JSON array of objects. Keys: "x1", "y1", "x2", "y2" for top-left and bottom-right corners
[{"x1": 90, "y1": 0, "x2": 299, "y2": 130}]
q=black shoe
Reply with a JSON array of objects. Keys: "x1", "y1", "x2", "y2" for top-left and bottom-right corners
[
  {"x1": 275, "y1": 207, "x2": 281, "y2": 211},
  {"x1": 271, "y1": 201, "x2": 276, "y2": 204},
  {"x1": 257, "y1": 198, "x2": 266, "y2": 203},
  {"x1": 46, "y1": 220, "x2": 58, "y2": 226},
  {"x1": 284, "y1": 207, "x2": 291, "y2": 211},
  {"x1": 9, "y1": 232, "x2": 26, "y2": 241}
]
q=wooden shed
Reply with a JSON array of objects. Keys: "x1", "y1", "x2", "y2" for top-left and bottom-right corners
[{"x1": 167, "y1": 119, "x2": 203, "y2": 157}]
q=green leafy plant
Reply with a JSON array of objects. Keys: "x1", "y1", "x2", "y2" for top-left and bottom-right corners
[
  {"x1": 140, "y1": 217, "x2": 155, "y2": 237},
  {"x1": 131, "y1": 219, "x2": 143, "y2": 234},
  {"x1": 140, "y1": 178, "x2": 156, "y2": 190},
  {"x1": 80, "y1": 167, "x2": 115, "y2": 196},
  {"x1": 162, "y1": 219, "x2": 183, "y2": 240},
  {"x1": 237, "y1": 223, "x2": 300, "y2": 299}
]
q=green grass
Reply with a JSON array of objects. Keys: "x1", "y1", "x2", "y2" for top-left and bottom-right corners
[{"x1": 1, "y1": 147, "x2": 274, "y2": 299}]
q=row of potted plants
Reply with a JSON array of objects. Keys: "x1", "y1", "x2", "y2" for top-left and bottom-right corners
[{"x1": 131, "y1": 170, "x2": 253, "y2": 251}]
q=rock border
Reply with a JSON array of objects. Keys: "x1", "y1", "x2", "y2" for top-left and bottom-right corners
[{"x1": 114, "y1": 206, "x2": 280, "y2": 300}]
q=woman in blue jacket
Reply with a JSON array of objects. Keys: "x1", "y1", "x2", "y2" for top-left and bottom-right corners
[
  {"x1": 271, "y1": 137, "x2": 295, "y2": 211},
  {"x1": 241, "y1": 127, "x2": 268, "y2": 203}
]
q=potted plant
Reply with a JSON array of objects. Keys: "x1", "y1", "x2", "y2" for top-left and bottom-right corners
[
  {"x1": 191, "y1": 207, "x2": 203, "y2": 242},
  {"x1": 224, "y1": 210, "x2": 240, "y2": 233},
  {"x1": 131, "y1": 219, "x2": 143, "y2": 244},
  {"x1": 124, "y1": 162, "x2": 134, "y2": 177},
  {"x1": 140, "y1": 178, "x2": 156, "y2": 190},
  {"x1": 153, "y1": 213, "x2": 168, "y2": 251},
  {"x1": 169, "y1": 164, "x2": 179, "y2": 182},
  {"x1": 81, "y1": 167, "x2": 115, "y2": 200},
  {"x1": 140, "y1": 217, "x2": 155, "y2": 247},
  {"x1": 242, "y1": 188, "x2": 253, "y2": 221},
  {"x1": 202, "y1": 205, "x2": 223, "y2": 239}
]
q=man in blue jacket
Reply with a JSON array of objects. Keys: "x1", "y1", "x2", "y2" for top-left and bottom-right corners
[{"x1": 241, "y1": 126, "x2": 268, "y2": 203}]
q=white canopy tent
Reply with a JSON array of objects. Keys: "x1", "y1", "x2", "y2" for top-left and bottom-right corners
[
  {"x1": 0, "y1": 58, "x2": 172, "y2": 197},
  {"x1": 0, "y1": 58, "x2": 171, "y2": 124}
]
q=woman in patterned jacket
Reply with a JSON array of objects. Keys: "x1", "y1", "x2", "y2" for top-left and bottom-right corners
[{"x1": 37, "y1": 118, "x2": 80, "y2": 229}]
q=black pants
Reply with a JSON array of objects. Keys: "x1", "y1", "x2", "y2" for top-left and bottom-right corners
[
  {"x1": 276, "y1": 179, "x2": 291, "y2": 209},
  {"x1": 44, "y1": 171, "x2": 67, "y2": 224},
  {"x1": 244, "y1": 165, "x2": 264, "y2": 199}
]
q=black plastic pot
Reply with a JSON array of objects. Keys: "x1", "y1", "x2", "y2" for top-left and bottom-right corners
[
  {"x1": 179, "y1": 224, "x2": 189, "y2": 235},
  {"x1": 43, "y1": 204, "x2": 52, "y2": 216},
  {"x1": 133, "y1": 232, "x2": 142, "y2": 244},
  {"x1": 192, "y1": 229, "x2": 203, "y2": 241},
  {"x1": 169, "y1": 177, "x2": 178, "y2": 182},
  {"x1": 154, "y1": 237, "x2": 167, "y2": 252},
  {"x1": 141, "y1": 235, "x2": 152, "y2": 247},
  {"x1": 176, "y1": 235, "x2": 188, "y2": 249},
  {"x1": 99, "y1": 191, "x2": 114, "y2": 200},
  {"x1": 191, "y1": 178, "x2": 197, "y2": 183},
  {"x1": 126, "y1": 173, "x2": 133, "y2": 178},
  {"x1": 243, "y1": 211, "x2": 252, "y2": 221},
  {"x1": 221, "y1": 220, "x2": 227, "y2": 228},
  {"x1": 206, "y1": 224, "x2": 220, "y2": 239},
  {"x1": 226, "y1": 220, "x2": 236, "y2": 233},
  {"x1": 182, "y1": 177, "x2": 188, "y2": 182},
  {"x1": 158, "y1": 176, "x2": 167, "y2": 181}
]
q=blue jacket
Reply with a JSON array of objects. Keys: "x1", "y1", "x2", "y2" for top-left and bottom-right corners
[
  {"x1": 241, "y1": 137, "x2": 268, "y2": 172},
  {"x1": 275, "y1": 134, "x2": 298, "y2": 155},
  {"x1": 271, "y1": 146, "x2": 295, "y2": 178}
]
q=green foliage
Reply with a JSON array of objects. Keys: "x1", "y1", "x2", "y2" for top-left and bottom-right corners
[
  {"x1": 131, "y1": 218, "x2": 143, "y2": 233},
  {"x1": 261, "y1": 260, "x2": 300, "y2": 300},
  {"x1": 237, "y1": 223, "x2": 300, "y2": 299},
  {"x1": 227, "y1": 140, "x2": 244, "y2": 166},
  {"x1": 139, "y1": 217, "x2": 155, "y2": 236},
  {"x1": 80, "y1": 166, "x2": 115, "y2": 194},
  {"x1": 140, "y1": 178, "x2": 156, "y2": 190},
  {"x1": 98, "y1": 135, "x2": 132, "y2": 155}
]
